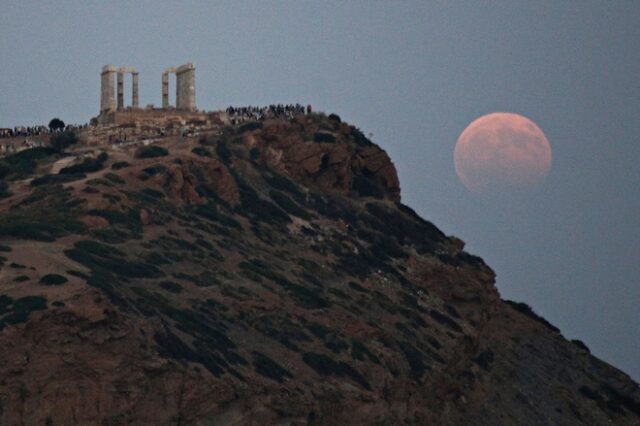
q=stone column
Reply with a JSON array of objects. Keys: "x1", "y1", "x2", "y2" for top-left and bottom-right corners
[
  {"x1": 132, "y1": 72, "x2": 139, "y2": 108},
  {"x1": 162, "y1": 72, "x2": 169, "y2": 109},
  {"x1": 117, "y1": 71, "x2": 124, "y2": 110},
  {"x1": 176, "y1": 63, "x2": 196, "y2": 111},
  {"x1": 100, "y1": 65, "x2": 117, "y2": 113}
]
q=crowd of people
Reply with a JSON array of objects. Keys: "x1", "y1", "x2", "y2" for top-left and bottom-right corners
[
  {"x1": 226, "y1": 104, "x2": 310, "y2": 124},
  {"x1": 0, "y1": 123, "x2": 88, "y2": 139}
]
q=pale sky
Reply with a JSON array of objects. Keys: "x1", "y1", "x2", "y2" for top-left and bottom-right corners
[{"x1": 1, "y1": 1, "x2": 638, "y2": 380}]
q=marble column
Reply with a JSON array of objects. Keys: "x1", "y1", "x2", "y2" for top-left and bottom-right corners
[
  {"x1": 100, "y1": 65, "x2": 117, "y2": 113},
  {"x1": 176, "y1": 63, "x2": 196, "y2": 111},
  {"x1": 132, "y1": 72, "x2": 139, "y2": 108},
  {"x1": 117, "y1": 71, "x2": 124, "y2": 110}
]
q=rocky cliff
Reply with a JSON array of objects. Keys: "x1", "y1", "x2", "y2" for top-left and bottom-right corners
[{"x1": 0, "y1": 113, "x2": 638, "y2": 425}]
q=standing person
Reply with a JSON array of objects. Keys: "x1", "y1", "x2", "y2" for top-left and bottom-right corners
[{"x1": 306, "y1": 104, "x2": 312, "y2": 114}]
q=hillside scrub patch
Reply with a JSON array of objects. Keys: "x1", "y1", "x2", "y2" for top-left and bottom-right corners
[
  {"x1": 65, "y1": 239, "x2": 162, "y2": 279},
  {"x1": 302, "y1": 352, "x2": 370, "y2": 390},
  {"x1": 252, "y1": 351, "x2": 293, "y2": 383},
  {"x1": 0, "y1": 181, "x2": 10, "y2": 198},
  {"x1": 504, "y1": 300, "x2": 560, "y2": 333},
  {"x1": 191, "y1": 146, "x2": 211, "y2": 157},
  {"x1": 1, "y1": 147, "x2": 57, "y2": 179},
  {"x1": 0, "y1": 207, "x2": 86, "y2": 241},
  {"x1": 31, "y1": 173, "x2": 86, "y2": 186},
  {"x1": 313, "y1": 132, "x2": 336, "y2": 143},
  {"x1": 111, "y1": 161, "x2": 129, "y2": 170},
  {"x1": 159, "y1": 281, "x2": 183, "y2": 294},
  {"x1": 104, "y1": 173, "x2": 125, "y2": 184},
  {"x1": 0, "y1": 295, "x2": 47, "y2": 329},
  {"x1": 50, "y1": 131, "x2": 78, "y2": 152},
  {"x1": 135, "y1": 145, "x2": 168, "y2": 159},
  {"x1": 59, "y1": 152, "x2": 108, "y2": 174},
  {"x1": 40, "y1": 274, "x2": 68, "y2": 286},
  {"x1": 237, "y1": 122, "x2": 263, "y2": 133}
]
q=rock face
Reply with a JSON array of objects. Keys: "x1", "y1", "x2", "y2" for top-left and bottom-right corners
[{"x1": 0, "y1": 113, "x2": 638, "y2": 425}]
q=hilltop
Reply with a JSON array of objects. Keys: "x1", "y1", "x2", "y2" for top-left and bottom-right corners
[{"x1": 0, "y1": 112, "x2": 638, "y2": 425}]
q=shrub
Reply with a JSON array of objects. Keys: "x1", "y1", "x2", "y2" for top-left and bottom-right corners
[
  {"x1": 237, "y1": 122, "x2": 263, "y2": 133},
  {"x1": 0, "y1": 245, "x2": 11, "y2": 252},
  {"x1": 216, "y1": 142, "x2": 231, "y2": 165},
  {"x1": 328, "y1": 113, "x2": 341, "y2": 123},
  {"x1": 59, "y1": 152, "x2": 108, "y2": 174},
  {"x1": 0, "y1": 295, "x2": 47, "y2": 328},
  {"x1": 104, "y1": 173, "x2": 125, "y2": 184},
  {"x1": 0, "y1": 207, "x2": 86, "y2": 241},
  {"x1": 111, "y1": 161, "x2": 129, "y2": 170},
  {"x1": 504, "y1": 300, "x2": 560, "y2": 333},
  {"x1": 429, "y1": 309, "x2": 463, "y2": 333},
  {"x1": 313, "y1": 132, "x2": 336, "y2": 143},
  {"x1": 302, "y1": 352, "x2": 370, "y2": 390},
  {"x1": 1, "y1": 147, "x2": 56, "y2": 178},
  {"x1": 249, "y1": 147, "x2": 260, "y2": 162},
  {"x1": 191, "y1": 146, "x2": 210, "y2": 157},
  {"x1": 264, "y1": 172, "x2": 305, "y2": 203},
  {"x1": 252, "y1": 351, "x2": 293, "y2": 383},
  {"x1": 0, "y1": 181, "x2": 10, "y2": 198},
  {"x1": 135, "y1": 145, "x2": 168, "y2": 159},
  {"x1": 50, "y1": 131, "x2": 78, "y2": 152},
  {"x1": 571, "y1": 339, "x2": 590, "y2": 353},
  {"x1": 31, "y1": 173, "x2": 86, "y2": 186},
  {"x1": 48, "y1": 118, "x2": 65, "y2": 131},
  {"x1": 269, "y1": 190, "x2": 311, "y2": 220},
  {"x1": 472, "y1": 349, "x2": 494, "y2": 370},
  {"x1": 159, "y1": 281, "x2": 183, "y2": 294},
  {"x1": 40, "y1": 274, "x2": 68, "y2": 285}
]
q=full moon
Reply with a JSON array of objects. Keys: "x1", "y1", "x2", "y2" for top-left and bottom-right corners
[{"x1": 454, "y1": 112, "x2": 552, "y2": 194}]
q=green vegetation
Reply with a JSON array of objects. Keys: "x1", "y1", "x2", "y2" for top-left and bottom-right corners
[
  {"x1": 40, "y1": 274, "x2": 68, "y2": 285},
  {"x1": 0, "y1": 147, "x2": 57, "y2": 179},
  {"x1": 191, "y1": 146, "x2": 210, "y2": 157},
  {"x1": 237, "y1": 122, "x2": 262, "y2": 133},
  {"x1": 65, "y1": 240, "x2": 162, "y2": 279},
  {"x1": 48, "y1": 118, "x2": 65, "y2": 131},
  {"x1": 504, "y1": 300, "x2": 560, "y2": 333},
  {"x1": 0, "y1": 181, "x2": 10, "y2": 198},
  {"x1": 59, "y1": 152, "x2": 108, "y2": 174},
  {"x1": 50, "y1": 131, "x2": 78, "y2": 152},
  {"x1": 472, "y1": 349, "x2": 494, "y2": 371},
  {"x1": 31, "y1": 173, "x2": 86, "y2": 186},
  {"x1": 135, "y1": 145, "x2": 168, "y2": 159},
  {"x1": 14, "y1": 275, "x2": 29, "y2": 283},
  {"x1": 159, "y1": 281, "x2": 183, "y2": 294},
  {"x1": 302, "y1": 352, "x2": 370, "y2": 390},
  {"x1": 0, "y1": 206, "x2": 85, "y2": 241},
  {"x1": 111, "y1": 161, "x2": 129, "y2": 170},
  {"x1": 313, "y1": 132, "x2": 336, "y2": 143},
  {"x1": 215, "y1": 142, "x2": 232, "y2": 165},
  {"x1": 104, "y1": 172, "x2": 125, "y2": 184},
  {"x1": 0, "y1": 295, "x2": 47, "y2": 330},
  {"x1": 269, "y1": 190, "x2": 312, "y2": 220},
  {"x1": 252, "y1": 351, "x2": 292, "y2": 383}
]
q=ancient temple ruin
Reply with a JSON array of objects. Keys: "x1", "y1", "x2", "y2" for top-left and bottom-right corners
[{"x1": 97, "y1": 63, "x2": 203, "y2": 126}]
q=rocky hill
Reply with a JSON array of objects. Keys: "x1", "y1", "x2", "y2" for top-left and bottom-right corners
[{"x1": 0, "y1": 113, "x2": 638, "y2": 425}]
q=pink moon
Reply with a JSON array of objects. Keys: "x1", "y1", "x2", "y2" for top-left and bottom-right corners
[{"x1": 454, "y1": 112, "x2": 552, "y2": 194}]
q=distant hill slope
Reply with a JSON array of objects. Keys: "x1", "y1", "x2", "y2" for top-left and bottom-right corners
[{"x1": 0, "y1": 113, "x2": 638, "y2": 425}]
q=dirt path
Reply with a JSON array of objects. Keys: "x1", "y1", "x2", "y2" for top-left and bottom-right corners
[{"x1": 49, "y1": 156, "x2": 76, "y2": 174}]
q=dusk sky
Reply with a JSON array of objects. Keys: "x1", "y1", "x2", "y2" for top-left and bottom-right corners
[{"x1": 1, "y1": 1, "x2": 638, "y2": 380}]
